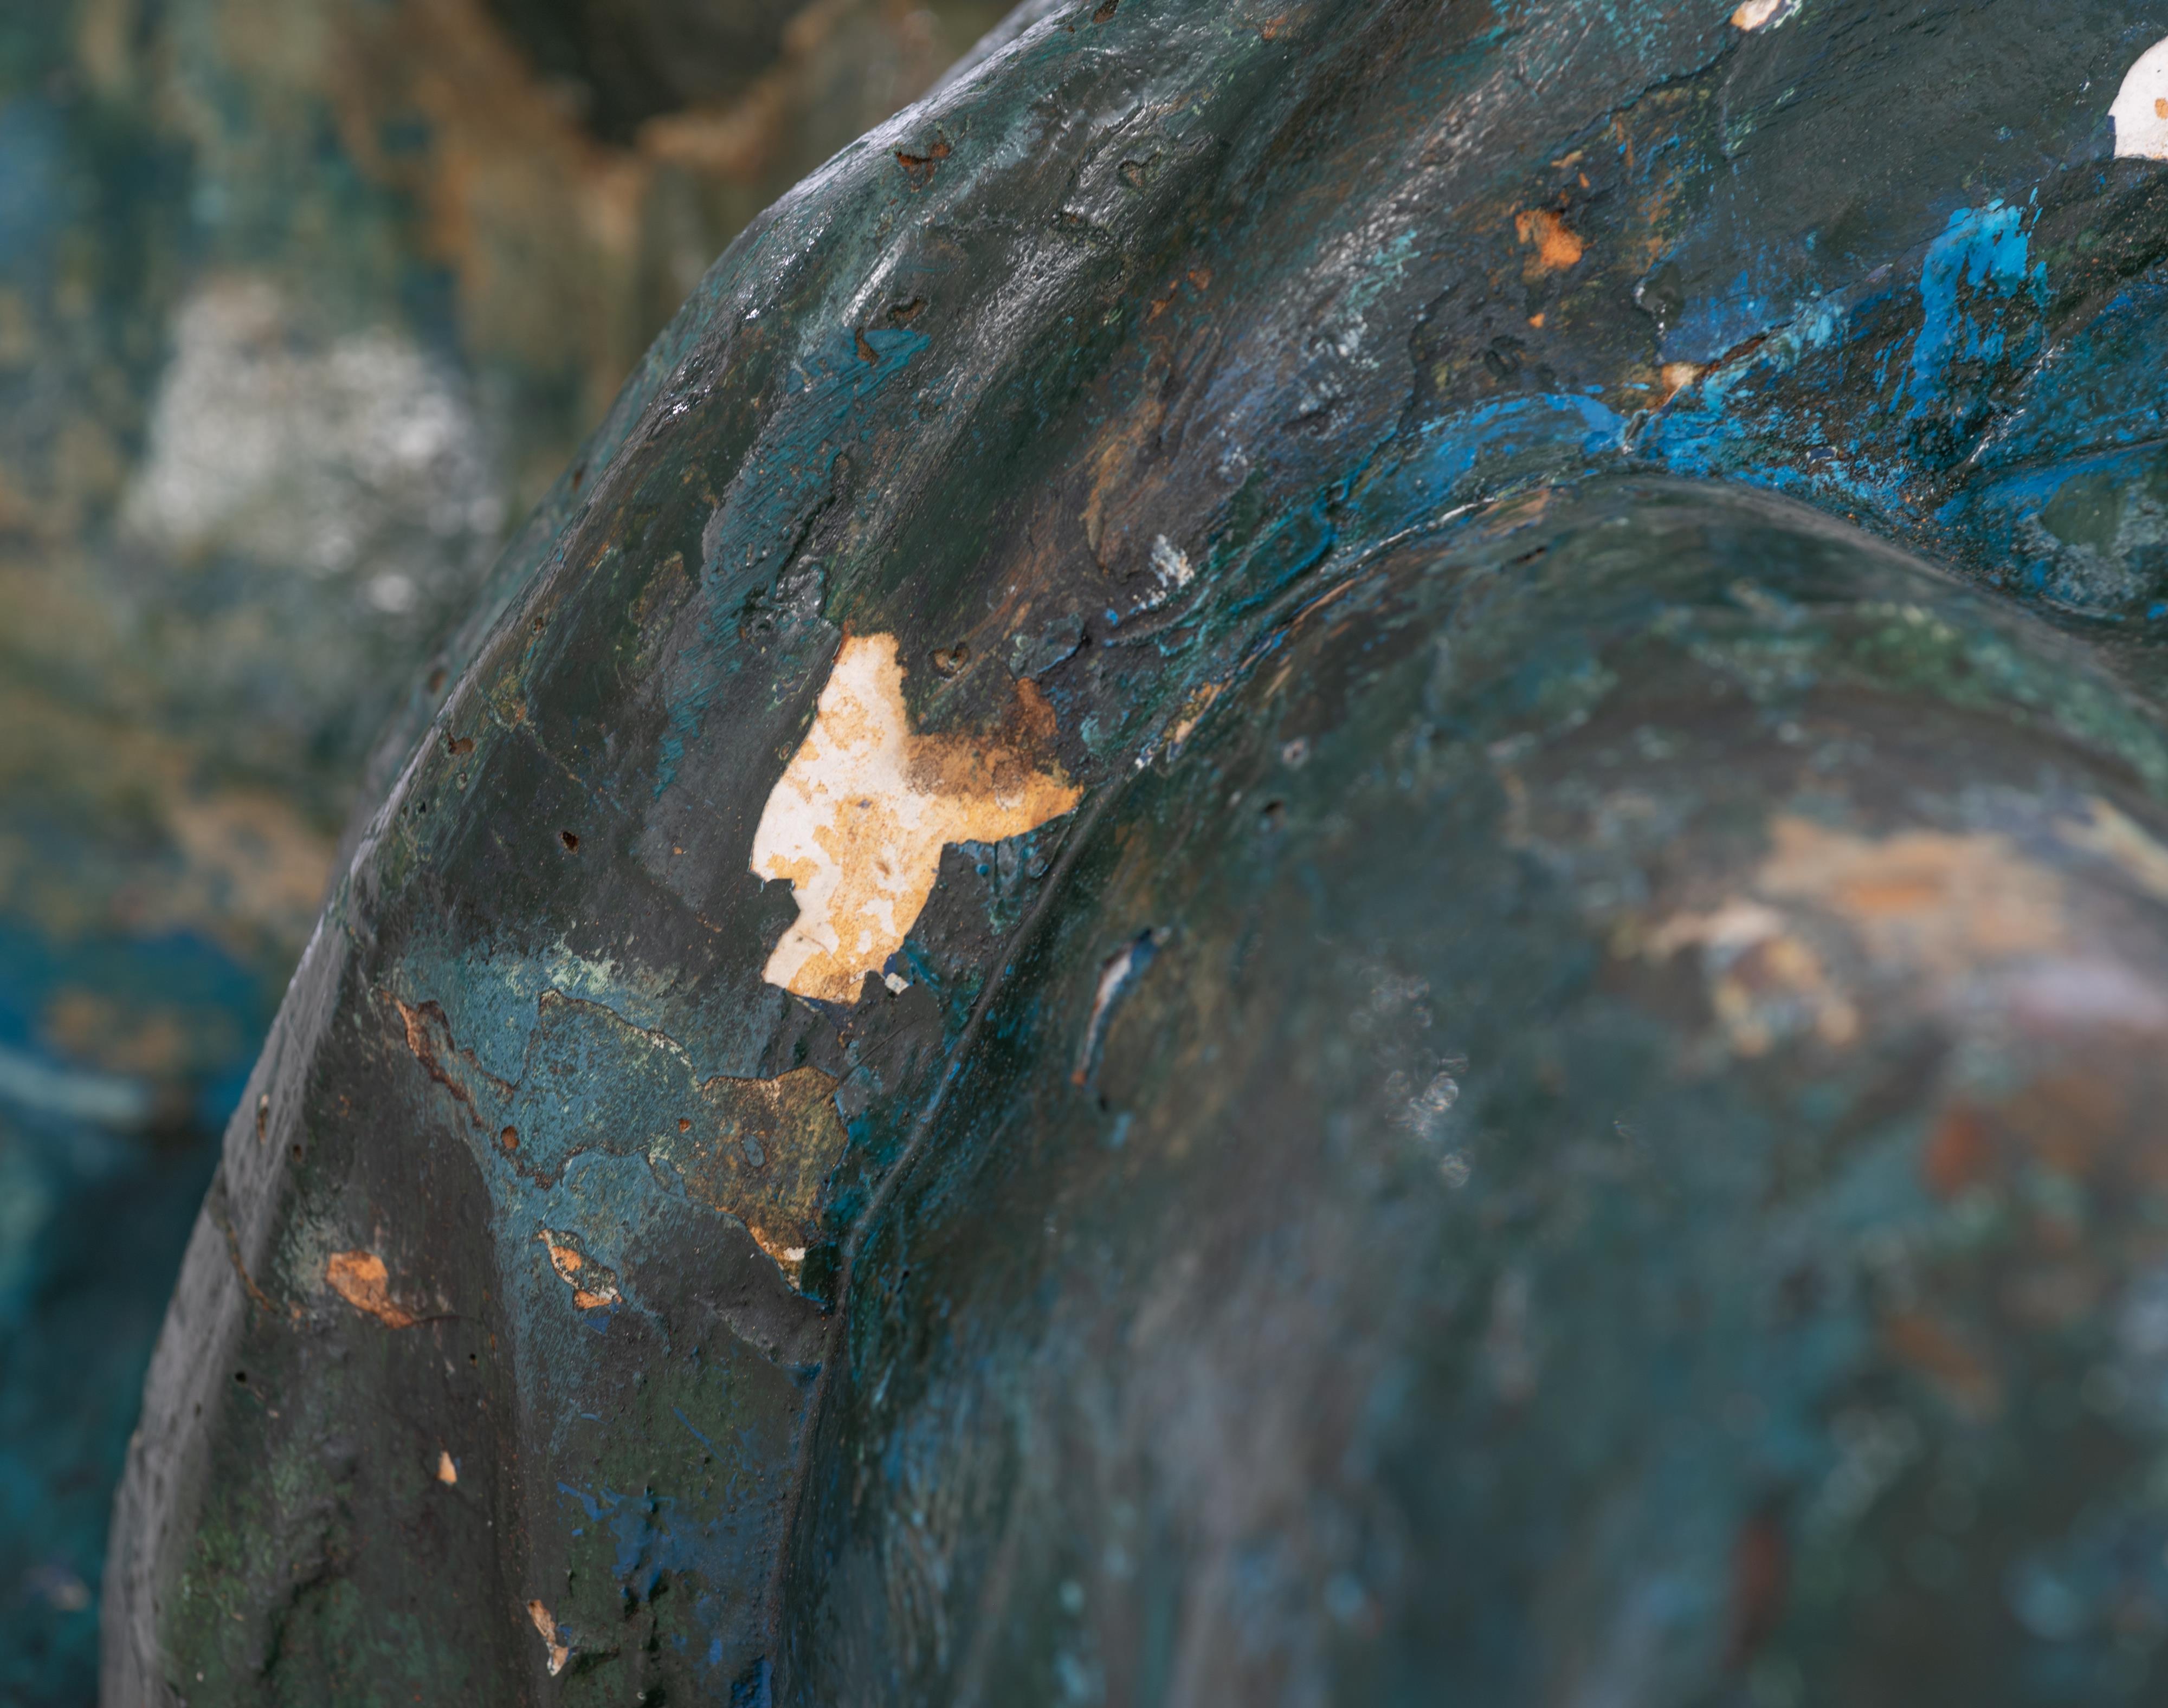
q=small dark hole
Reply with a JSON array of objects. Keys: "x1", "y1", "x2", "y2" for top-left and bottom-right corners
[
  {"x1": 234, "y1": 1370, "x2": 248, "y2": 1384},
  {"x1": 1257, "y1": 799, "x2": 1286, "y2": 833},
  {"x1": 678, "y1": 1118, "x2": 691, "y2": 1132},
  {"x1": 291, "y1": 1143, "x2": 302, "y2": 1160},
  {"x1": 446, "y1": 735, "x2": 475, "y2": 757},
  {"x1": 1093, "y1": 0, "x2": 1118, "y2": 18},
  {"x1": 468, "y1": 1353, "x2": 478, "y2": 1365},
  {"x1": 560, "y1": 831, "x2": 579, "y2": 852},
  {"x1": 932, "y1": 644, "x2": 970, "y2": 678},
  {"x1": 570, "y1": 462, "x2": 586, "y2": 491},
  {"x1": 427, "y1": 667, "x2": 448, "y2": 693}
]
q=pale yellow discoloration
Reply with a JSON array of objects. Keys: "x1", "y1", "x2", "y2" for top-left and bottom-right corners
[
  {"x1": 526, "y1": 1600, "x2": 569, "y2": 1677},
  {"x1": 751, "y1": 634, "x2": 1081, "y2": 1003},
  {"x1": 1757, "y1": 817, "x2": 2065, "y2": 975},
  {"x1": 324, "y1": 1251, "x2": 417, "y2": 1329}
]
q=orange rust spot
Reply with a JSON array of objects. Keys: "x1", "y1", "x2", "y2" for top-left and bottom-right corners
[
  {"x1": 500, "y1": 1124, "x2": 518, "y2": 1151},
  {"x1": 538, "y1": 1230, "x2": 620, "y2": 1309},
  {"x1": 325, "y1": 1251, "x2": 418, "y2": 1329},
  {"x1": 1513, "y1": 208, "x2": 1585, "y2": 277},
  {"x1": 436, "y1": 1450, "x2": 459, "y2": 1486},
  {"x1": 894, "y1": 138, "x2": 950, "y2": 186}
]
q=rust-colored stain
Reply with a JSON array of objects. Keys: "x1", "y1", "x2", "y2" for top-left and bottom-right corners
[
  {"x1": 526, "y1": 1599, "x2": 569, "y2": 1677},
  {"x1": 1513, "y1": 208, "x2": 1585, "y2": 278},
  {"x1": 537, "y1": 1231, "x2": 620, "y2": 1310},
  {"x1": 325, "y1": 1251, "x2": 418, "y2": 1329},
  {"x1": 750, "y1": 634, "x2": 1081, "y2": 1003},
  {"x1": 657, "y1": 1066, "x2": 851, "y2": 1288},
  {"x1": 894, "y1": 137, "x2": 951, "y2": 187},
  {"x1": 436, "y1": 1450, "x2": 459, "y2": 1486},
  {"x1": 395, "y1": 995, "x2": 512, "y2": 1129}
]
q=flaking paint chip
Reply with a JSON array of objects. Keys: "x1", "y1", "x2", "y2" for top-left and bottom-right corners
[
  {"x1": 527, "y1": 1600, "x2": 570, "y2": 1676},
  {"x1": 2113, "y1": 38, "x2": 2168, "y2": 160},
  {"x1": 1730, "y1": 0, "x2": 1797, "y2": 28},
  {"x1": 751, "y1": 633, "x2": 1081, "y2": 1003},
  {"x1": 538, "y1": 1230, "x2": 621, "y2": 1309},
  {"x1": 324, "y1": 1250, "x2": 418, "y2": 1329},
  {"x1": 436, "y1": 1450, "x2": 458, "y2": 1485}
]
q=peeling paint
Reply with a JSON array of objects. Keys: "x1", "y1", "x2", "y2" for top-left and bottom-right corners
[
  {"x1": 324, "y1": 1251, "x2": 418, "y2": 1330},
  {"x1": 526, "y1": 1600, "x2": 569, "y2": 1677},
  {"x1": 2112, "y1": 37, "x2": 2168, "y2": 161},
  {"x1": 750, "y1": 633, "x2": 1081, "y2": 1003},
  {"x1": 538, "y1": 1231, "x2": 621, "y2": 1310},
  {"x1": 1513, "y1": 208, "x2": 1585, "y2": 278},
  {"x1": 1730, "y1": 0, "x2": 1798, "y2": 31}
]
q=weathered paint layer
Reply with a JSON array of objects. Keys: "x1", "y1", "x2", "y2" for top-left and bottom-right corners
[{"x1": 750, "y1": 633, "x2": 1080, "y2": 1002}]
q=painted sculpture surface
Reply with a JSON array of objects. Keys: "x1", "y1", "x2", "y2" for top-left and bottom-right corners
[
  {"x1": 0, "y1": 1, "x2": 986, "y2": 1698},
  {"x1": 102, "y1": 0, "x2": 2168, "y2": 1701}
]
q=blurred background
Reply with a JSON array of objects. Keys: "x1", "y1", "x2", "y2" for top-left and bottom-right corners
[{"x1": 0, "y1": 0, "x2": 989, "y2": 1696}]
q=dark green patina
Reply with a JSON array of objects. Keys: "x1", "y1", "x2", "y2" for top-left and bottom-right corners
[{"x1": 105, "y1": 0, "x2": 2168, "y2": 1701}]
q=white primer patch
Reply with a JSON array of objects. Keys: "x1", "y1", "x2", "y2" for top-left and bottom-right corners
[
  {"x1": 2114, "y1": 38, "x2": 2168, "y2": 161},
  {"x1": 752, "y1": 635, "x2": 1081, "y2": 1003}
]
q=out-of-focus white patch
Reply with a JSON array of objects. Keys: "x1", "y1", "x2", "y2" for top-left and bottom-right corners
[
  {"x1": 121, "y1": 276, "x2": 501, "y2": 584},
  {"x1": 1731, "y1": 0, "x2": 1798, "y2": 29},
  {"x1": 2113, "y1": 38, "x2": 2168, "y2": 161},
  {"x1": 365, "y1": 572, "x2": 417, "y2": 614}
]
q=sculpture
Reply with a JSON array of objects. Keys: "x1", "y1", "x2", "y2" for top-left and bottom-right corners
[{"x1": 105, "y1": 0, "x2": 2168, "y2": 1700}]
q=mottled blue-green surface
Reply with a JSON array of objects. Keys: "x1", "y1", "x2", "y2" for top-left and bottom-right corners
[{"x1": 95, "y1": 0, "x2": 2168, "y2": 1701}]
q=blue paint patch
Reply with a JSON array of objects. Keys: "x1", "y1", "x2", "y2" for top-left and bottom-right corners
[{"x1": 1907, "y1": 200, "x2": 2047, "y2": 418}]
